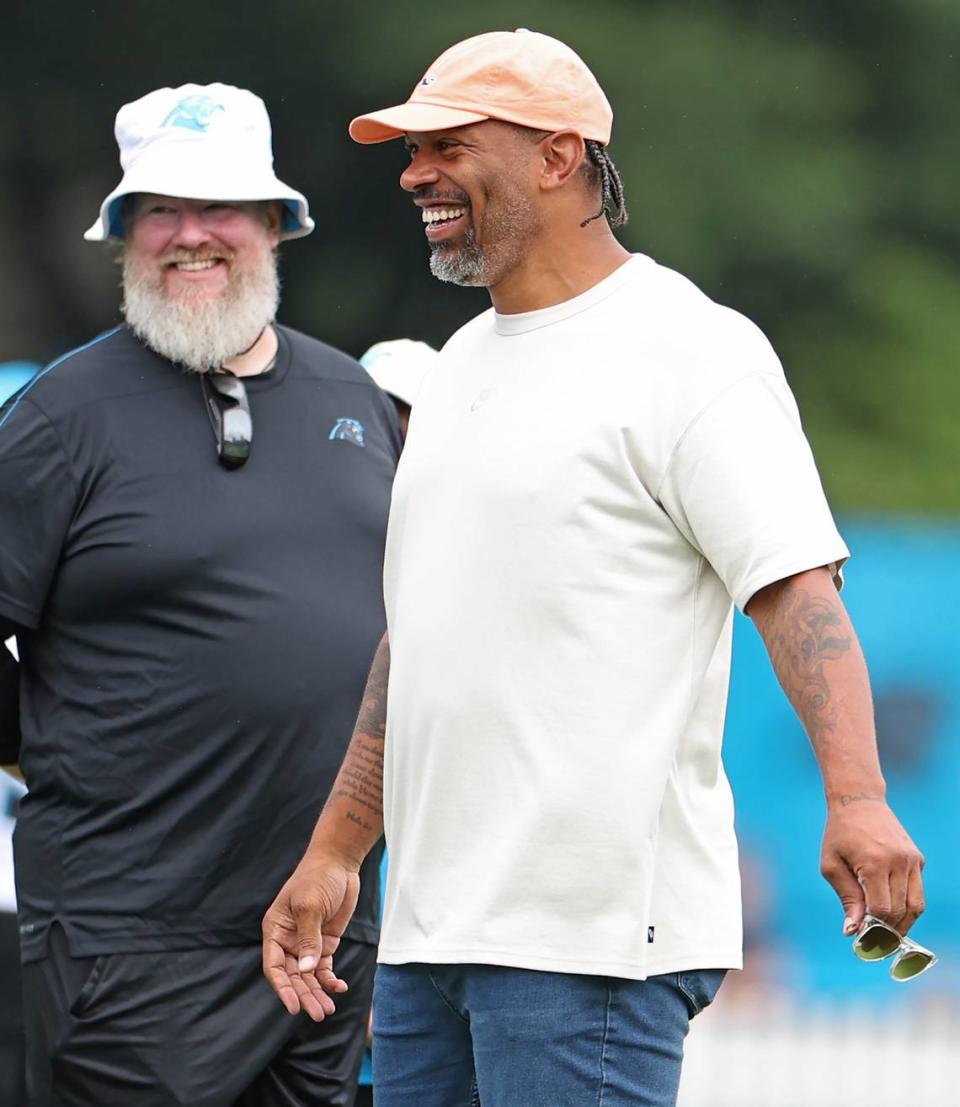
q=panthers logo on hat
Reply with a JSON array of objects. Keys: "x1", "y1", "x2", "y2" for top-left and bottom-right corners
[{"x1": 162, "y1": 94, "x2": 225, "y2": 132}]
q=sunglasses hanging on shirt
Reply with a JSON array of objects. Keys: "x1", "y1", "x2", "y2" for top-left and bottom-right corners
[{"x1": 201, "y1": 371, "x2": 252, "y2": 470}]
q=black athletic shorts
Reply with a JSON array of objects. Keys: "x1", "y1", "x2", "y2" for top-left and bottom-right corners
[
  {"x1": 0, "y1": 912, "x2": 26, "y2": 1106},
  {"x1": 22, "y1": 925, "x2": 376, "y2": 1107}
]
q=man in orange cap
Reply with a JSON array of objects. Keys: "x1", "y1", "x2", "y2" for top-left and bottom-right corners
[{"x1": 264, "y1": 30, "x2": 928, "y2": 1105}]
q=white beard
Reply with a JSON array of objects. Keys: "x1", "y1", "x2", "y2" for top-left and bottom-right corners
[{"x1": 121, "y1": 248, "x2": 280, "y2": 373}]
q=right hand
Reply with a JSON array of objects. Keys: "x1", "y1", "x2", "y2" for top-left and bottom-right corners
[
  {"x1": 821, "y1": 797, "x2": 925, "y2": 937},
  {"x1": 262, "y1": 851, "x2": 361, "y2": 1021}
]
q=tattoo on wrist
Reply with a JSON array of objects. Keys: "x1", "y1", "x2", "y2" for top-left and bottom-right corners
[
  {"x1": 345, "y1": 811, "x2": 374, "y2": 832},
  {"x1": 838, "y1": 793, "x2": 884, "y2": 807}
]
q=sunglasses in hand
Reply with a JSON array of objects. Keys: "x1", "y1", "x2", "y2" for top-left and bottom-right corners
[{"x1": 852, "y1": 914, "x2": 937, "y2": 982}]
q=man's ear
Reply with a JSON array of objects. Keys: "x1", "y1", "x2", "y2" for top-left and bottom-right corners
[
  {"x1": 539, "y1": 131, "x2": 586, "y2": 192},
  {"x1": 264, "y1": 200, "x2": 284, "y2": 244}
]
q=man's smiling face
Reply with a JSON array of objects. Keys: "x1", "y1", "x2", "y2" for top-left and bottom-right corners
[
  {"x1": 400, "y1": 122, "x2": 544, "y2": 288},
  {"x1": 124, "y1": 195, "x2": 280, "y2": 303},
  {"x1": 121, "y1": 195, "x2": 282, "y2": 371}
]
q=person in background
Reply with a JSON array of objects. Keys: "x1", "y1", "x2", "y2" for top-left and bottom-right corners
[
  {"x1": 0, "y1": 83, "x2": 399, "y2": 1106},
  {"x1": 360, "y1": 337, "x2": 438, "y2": 438}
]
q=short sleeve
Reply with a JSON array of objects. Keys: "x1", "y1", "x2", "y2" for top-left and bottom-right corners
[
  {"x1": 0, "y1": 398, "x2": 79, "y2": 630},
  {"x1": 657, "y1": 372, "x2": 849, "y2": 612}
]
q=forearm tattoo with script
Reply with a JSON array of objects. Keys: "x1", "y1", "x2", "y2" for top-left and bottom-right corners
[{"x1": 334, "y1": 637, "x2": 389, "y2": 834}]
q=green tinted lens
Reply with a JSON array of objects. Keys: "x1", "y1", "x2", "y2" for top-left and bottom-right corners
[
  {"x1": 855, "y1": 925, "x2": 900, "y2": 961},
  {"x1": 892, "y1": 951, "x2": 932, "y2": 980}
]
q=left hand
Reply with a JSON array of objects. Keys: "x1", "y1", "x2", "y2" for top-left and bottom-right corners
[{"x1": 820, "y1": 797, "x2": 925, "y2": 937}]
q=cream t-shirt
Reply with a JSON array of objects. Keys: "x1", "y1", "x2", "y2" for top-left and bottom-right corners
[{"x1": 379, "y1": 255, "x2": 848, "y2": 979}]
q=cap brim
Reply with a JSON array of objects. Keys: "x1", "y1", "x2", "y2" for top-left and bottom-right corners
[{"x1": 349, "y1": 102, "x2": 491, "y2": 144}]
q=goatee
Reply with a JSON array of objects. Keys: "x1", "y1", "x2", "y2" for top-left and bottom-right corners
[
  {"x1": 427, "y1": 192, "x2": 540, "y2": 289},
  {"x1": 429, "y1": 226, "x2": 486, "y2": 286}
]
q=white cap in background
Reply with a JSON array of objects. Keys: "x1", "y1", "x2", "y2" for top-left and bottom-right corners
[{"x1": 360, "y1": 338, "x2": 439, "y2": 406}]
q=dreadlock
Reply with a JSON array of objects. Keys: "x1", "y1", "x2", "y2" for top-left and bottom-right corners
[{"x1": 580, "y1": 141, "x2": 628, "y2": 229}]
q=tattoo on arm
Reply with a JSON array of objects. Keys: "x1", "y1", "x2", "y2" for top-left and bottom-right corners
[
  {"x1": 332, "y1": 637, "x2": 389, "y2": 834},
  {"x1": 839, "y1": 792, "x2": 885, "y2": 807},
  {"x1": 758, "y1": 581, "x2": 852, "y2": 750}
]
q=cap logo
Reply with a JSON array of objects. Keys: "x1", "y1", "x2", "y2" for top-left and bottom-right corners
[
  {"x1": 419, "y1": 75, "x2": 437, "y2": 87},
  {"x1": 161, "y1": 94, "x2": 225, "y2": 132}
]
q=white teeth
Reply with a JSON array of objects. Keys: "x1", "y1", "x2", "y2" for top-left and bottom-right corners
[
  {"x1": 421, "y1": 207, "x2": 465, "y2": 224},
  {"x1": 177, "y1": 260, "x2": 218, "y2": 271}
]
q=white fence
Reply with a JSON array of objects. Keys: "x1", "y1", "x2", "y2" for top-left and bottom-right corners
[{"x1": 679, "y1": 996, "x2": 960, "y2": 1107}]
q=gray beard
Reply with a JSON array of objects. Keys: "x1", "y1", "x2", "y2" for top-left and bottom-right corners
[
  {"x1": 427, "y1": 196, "x2": 540, "y2": 289},
  {"x1": 121, "y1": 250, "x2": 280, "y2": 373},
  {"x1": 429, "y1": 226, "x2": 486, "y2": 286}
]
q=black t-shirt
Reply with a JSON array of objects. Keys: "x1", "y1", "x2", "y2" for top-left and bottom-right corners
[
  {"x1": 0, "y1": 645, "x2": 17, "y2": 763},
  {"x1": 0, "y1": 324, "x2": 400, "y2": 960}
]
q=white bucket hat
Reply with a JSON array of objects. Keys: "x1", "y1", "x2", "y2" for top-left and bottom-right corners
[
  {"x1": 360, "y1": 339, "x2": 439, "y2": 406},
  {"x1": 84, "y1": 82, "x2": 314, "y2": 242}
]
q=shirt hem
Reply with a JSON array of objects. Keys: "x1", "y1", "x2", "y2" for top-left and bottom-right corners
[
  {"x1": 376, "y1": 944, "x2": 743, "y2": 981},
  {"x1": 19, "y1": 915, "x2": 381, "y2": 962}
]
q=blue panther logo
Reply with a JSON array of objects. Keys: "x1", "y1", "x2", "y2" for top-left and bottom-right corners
[
  {"x1": 161, "y1": 94, "x2": 225, "y2": 132},
  {"x1": 328, "y1": 418, "x2": 365, "y2": 447}
]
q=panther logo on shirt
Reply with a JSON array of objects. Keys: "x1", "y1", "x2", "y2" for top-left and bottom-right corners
[
  {"x1": 161, "y1": 95, "x2": 225, "y2": 132},
  {"x1": 328, "y1": 418, "x2": 365, "y2": 447}
]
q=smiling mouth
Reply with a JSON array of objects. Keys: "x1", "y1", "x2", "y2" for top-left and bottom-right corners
[
  {"x1": 174, "y1": 259, "x2": 220, "y2": 272},
  {"x1": 166, "y1": 255, "x2": 228, "y2": 274},
  {"x1": 421, "y1": 205, "x2": 469, "y2": 244},
  {"x1": 421, "y1": 207, "x2": 466, "y2": 225}
]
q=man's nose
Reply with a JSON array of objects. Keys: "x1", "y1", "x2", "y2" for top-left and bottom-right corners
[
  {"x1": 172, "y1": 209, "x2": 212, "y2": 248},
  {"x1": 400, "y1": 155, "x2": 440, "y2": 193}
]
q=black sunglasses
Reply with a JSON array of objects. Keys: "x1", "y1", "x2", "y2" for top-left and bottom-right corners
[{"x1": 200, "y1": 371, "x2": 252, "y2": 469}]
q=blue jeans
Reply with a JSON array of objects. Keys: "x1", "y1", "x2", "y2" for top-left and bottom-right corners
[{"x1": 372, "y1": 963, "x2": 726, "y2": 1106}]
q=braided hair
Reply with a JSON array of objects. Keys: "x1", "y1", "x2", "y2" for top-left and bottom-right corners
[{"x1": 580, "y1": 140, "x2": 628, "y2": 229}]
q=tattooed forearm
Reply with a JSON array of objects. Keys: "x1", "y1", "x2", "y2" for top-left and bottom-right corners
[
  {"x1": 748, "y1": 568, "x2": 886, "y2": 804},
  {"x1": 752, "y1": 578, "x2": 852, "y2": 750},
  {"x1": 330, "y1": 636, "x2": 389, "y2": 833},
  {"x1": 300, "y1": 634, "x2": 389, "y2": 869},
  {"x1": 335, "y1": 738, "x2": 384, "y2": 816},
  {"x1": 353, "y1": 642, "x2": 390, "y2": 743}
]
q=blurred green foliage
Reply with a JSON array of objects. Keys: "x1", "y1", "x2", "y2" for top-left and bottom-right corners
[{"x1": 1, "y1": 0, "x2": 956, "y2": 511}]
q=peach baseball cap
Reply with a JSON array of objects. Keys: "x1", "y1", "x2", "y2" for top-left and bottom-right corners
[{"x1": 349, "y1": 29, "x2": 612, "y2": 145}]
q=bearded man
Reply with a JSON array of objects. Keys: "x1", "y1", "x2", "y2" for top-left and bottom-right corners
[{"x1": 0, "y1": 83, "x2": 400, "y2": 1106}]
